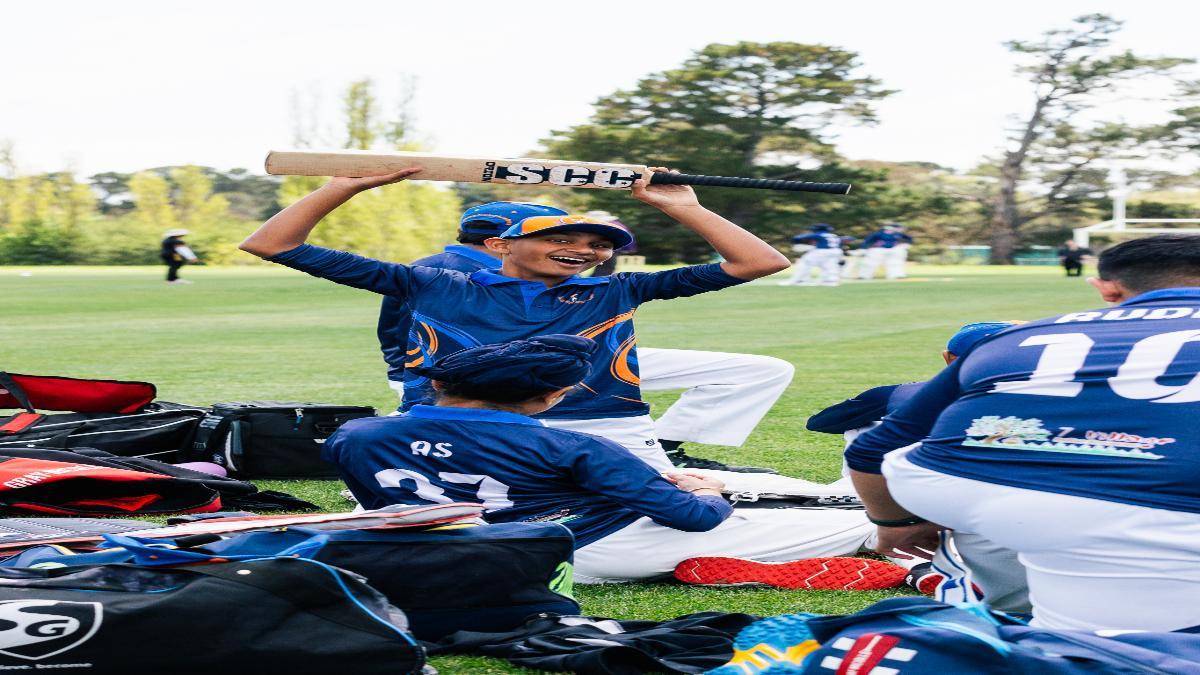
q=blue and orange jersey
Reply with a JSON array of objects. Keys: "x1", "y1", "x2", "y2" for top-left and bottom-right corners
[
  {"x1": 378, "y1": 245, "x2": 500, "y2": 382},
  {"x1": 271, "y1": 244, "x2": 746, "y2": 419}
]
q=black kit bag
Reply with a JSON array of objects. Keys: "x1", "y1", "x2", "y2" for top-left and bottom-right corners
[
  {"x1": 0, "y1": 557, "x2": 425, "y2": 674},
  {"x1": 201, "y1": 521, "x2": 582, "y2": 641},
  {"x1": 189, "y1": 401, "x2": 375, "y2": 478},
  {"x1": 0, "y1": 403, "x2": 207, "y2": 461}
]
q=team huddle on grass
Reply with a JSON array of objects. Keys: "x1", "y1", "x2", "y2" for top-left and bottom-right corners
[{"x1": 240, "y1": 165, "x2": 1200, "y2": 643}]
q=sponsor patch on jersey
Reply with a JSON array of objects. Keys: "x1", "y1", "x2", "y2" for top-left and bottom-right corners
[{"x1": 963, "y1": 415, "x2": 1171, "y2": 460}]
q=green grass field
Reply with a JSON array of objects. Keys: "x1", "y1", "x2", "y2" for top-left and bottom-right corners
[{"x1": 0, "y1": 263, "x2": 1099, "y2": 673}]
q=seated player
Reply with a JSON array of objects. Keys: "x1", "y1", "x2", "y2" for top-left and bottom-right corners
[
  {"x1": 324, "y1": 335, "x2": 904, "y2": 588},
  {"x1": 807, "y1": 321, "x2": 1030, "y2": 611},
  {"x1": 848, "y1": 234, "x2": 1200, "y2": 631},
  {"x1": 377, "y1": 201, "x2": 794, "y2": 473}
]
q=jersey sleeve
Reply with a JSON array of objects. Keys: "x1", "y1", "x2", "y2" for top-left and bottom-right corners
[
  {"x1": 616, "y1": 264, "x2": 747, "y2": 304},
  {"x1": 557, "y1": 434, "x2": 732, "y2": 531},
  {"x1": 844, "y1": 361, "x2": 964, "y2": 473},
  {"x1": 806, "y1": 385, "x2": 899, "y2": 434},
  {"x1": 268, "y1": 244, "x2": 440, "y2": 298},
  {"x1": 377, "y1": 296, "x2": 409, "y2": 381}
]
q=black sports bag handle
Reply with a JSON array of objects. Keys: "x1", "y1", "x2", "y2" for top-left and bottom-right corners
[{"x1": 0, "y1": 372, "x2": 36, "y2": 414}]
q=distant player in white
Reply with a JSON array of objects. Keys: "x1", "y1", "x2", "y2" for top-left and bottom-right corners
[
  {"x1": 781, "y1": 224, "x2": 844, "y2": 287},
  {"x1": 849, "y1": 234, "x2": 1200, "y2": 631},
  {"x1": 858, "y1": 223, "x2": 913, "y2": 280}
]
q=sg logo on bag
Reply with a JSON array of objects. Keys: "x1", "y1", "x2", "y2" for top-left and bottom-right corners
[{"x1": 0, "y1": 600, "x2": 102, "y2": 661}]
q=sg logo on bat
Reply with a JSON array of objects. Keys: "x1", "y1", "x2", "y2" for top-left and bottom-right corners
[{"x1": 481, "y1": 161, "x2": 641, "y2": 189}]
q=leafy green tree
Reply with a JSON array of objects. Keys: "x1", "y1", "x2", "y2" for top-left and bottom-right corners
[
  {"x1": 277, "y1": 79, "x2": 461, "y2": 262},
  {"x1": 987, "y1": 14, "x2": 1197, "y2": 262},
  {"x1": 542, "y1": 41, "x2": 953, "y2": 262}
]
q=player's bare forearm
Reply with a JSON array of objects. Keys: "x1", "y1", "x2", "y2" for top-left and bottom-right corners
[
  {"x1": 631, "y1": 168, "x2": 788, "y2": 279},
  {"x1": 850, "y1": 469, "x2": 919, "y2": 520},
  {"x1": 240, "y1": 169, "x2": 420, "y2": 258}
]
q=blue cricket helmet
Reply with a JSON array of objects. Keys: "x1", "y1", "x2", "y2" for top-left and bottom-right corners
[{"x1": 460, "y1": 202, "x2": 568, "y2": 237}]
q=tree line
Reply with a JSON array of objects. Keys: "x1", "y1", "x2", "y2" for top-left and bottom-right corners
[{"x1": 1, "y1": 14, "x2": 1197, "y2": 266}]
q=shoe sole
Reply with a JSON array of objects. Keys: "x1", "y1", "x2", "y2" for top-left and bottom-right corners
[{"x1": 674, "y1": 556, "x2": 906, "y2": 590}]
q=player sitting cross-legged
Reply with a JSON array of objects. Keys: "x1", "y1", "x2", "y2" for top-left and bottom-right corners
[
  {"x1": 377, "y1": 201, "x2": 794, "y2": 473},
  {"x1": 848, "y1": 234, "x2": 1200, "y2": 631},
  {"x1": 240, "y1": 166, "x2": 794, "y2": 490},
  {"x1": 323, "y1": 334, "x2": 904, "y2": 587}
]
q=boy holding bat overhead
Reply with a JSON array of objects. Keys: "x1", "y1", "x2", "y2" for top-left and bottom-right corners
[{"x1": 239, "y1": 166, "x2": 790, "y2": 473}]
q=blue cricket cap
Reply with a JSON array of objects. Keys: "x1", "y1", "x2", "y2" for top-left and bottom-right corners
[
  {"x1": 499, "y1": 215, "x2": 635, "y2": 249},
  {"x1": 410, "y1": 335, "x2": 598, "y2": 392},
  {"x1": 946, "y1": 321, "x2": 1022, "y2": 356},
  {"x1": 813, "y1": 223, "x2": 832, "y2": 232},
  {"x1": 459, "y1": 202, "x2": 568, "y2": 237}
]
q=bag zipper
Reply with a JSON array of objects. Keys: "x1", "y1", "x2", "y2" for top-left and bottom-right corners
[
  {"x1": 0, "y1": 418, "x2": 199, "y2": 445},
  {"x1": 4, "y1": 408, "x2": 206, "y2": 432}
]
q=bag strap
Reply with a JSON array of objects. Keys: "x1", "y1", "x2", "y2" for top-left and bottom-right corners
[
  {"x1": 0, "y1": 372, "x2": 36, "y2": 414},
  {"x1": 0, "y1": 373, "x2": 44, "y2": 435},
  {"x1": 190, "y1": 412, "x2": 237, "y2": 461}
]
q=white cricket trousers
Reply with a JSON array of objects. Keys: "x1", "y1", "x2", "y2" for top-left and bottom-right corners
[
  {"x1": 637, "y1": 348, "x2": 794, "y2": 447},
  {"x1": 858, "y1": 247, "x2": 890, "y2": 279},
  {"x1": 391, "y1": 349, "x2": 793, "y2": 448},
  {"x1": 885, "y1": 245, "x2": 909, "y2": 279},
  {"x1": 883, "y1": 448, "x2": 1200, "y2": 632},
  {"x1": 789, "y1": 249, "x2": 843, "y2": 285},
  {"x1": 574, "y1": 509, "x2": 875, "y2": 583}
]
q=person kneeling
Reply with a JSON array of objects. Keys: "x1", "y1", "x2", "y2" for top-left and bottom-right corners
[{"x1": 324, "y1": 335, "x2": 900, "y2": 588}]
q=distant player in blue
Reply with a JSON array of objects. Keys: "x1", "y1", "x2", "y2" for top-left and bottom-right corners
[
  {"x1": 781, "y1": 223, "x2": 844, "y2": 286},
  {"x1": 324, "y1": 335, "x2": 896, "y2": 585},
  {"x1": 859, "y1": 223, "x2": 913, "y2": 280},
  {"x1": 847, "y1": 234, "x2": 1200, "y2": 632},
  {"x1": 375, "y1": 201, "x2": 792, "y2": 472},
  {"x1": 240, "y1": 166, "x2": 792, "y2": 480}
]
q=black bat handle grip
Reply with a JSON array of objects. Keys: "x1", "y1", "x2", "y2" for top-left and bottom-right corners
[{"x1": 648, "y1": 171, "x2": 851, "y2": 195}]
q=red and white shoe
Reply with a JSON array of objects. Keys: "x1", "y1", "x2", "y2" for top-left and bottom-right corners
[{"x1": 673, "y1": 556, "x2": 907, "y2": 590}]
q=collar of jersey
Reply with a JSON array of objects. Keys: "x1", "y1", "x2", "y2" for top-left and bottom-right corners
[
  {"x1": 1120, "y1": 287, "x2": 1200, "y2": 306},
  {"x1": 405, "y1": 404, "x2": 543, "y2": 426},
  {"x1": 469, "y1": 269, "x2": 611, "y2": 288},
  {"x1": 443, "y1": 245, "x2": 501, "y2": 267}
]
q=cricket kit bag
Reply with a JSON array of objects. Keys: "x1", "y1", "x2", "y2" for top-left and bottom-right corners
[
  {"x1": 720, "y1": 597, "x2": 1200, "y2": 674},
  {"x1": 14, "y1": 520, "x2": 582, "y2": 641},
  {"x1": 188, "y1": 401, "x2": 375, "y2": 478},
  {"x1": 0, "y1": 556, "x2": 425, "y2": 674},
  {"x1": 0, "y1": 447, "x2": 318, "y2": 513},
  {"x1": 0, "y1": 454, "x2": 221, "y2": 516},
  {"x1": 192, "y1": 520, "x2": 581, "y2": 640}
]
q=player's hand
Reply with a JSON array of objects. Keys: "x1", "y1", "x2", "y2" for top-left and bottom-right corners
[
  {"x1": 327, "y1": 168, "x2": 422, "y2": 193},
  {"x1": 872, "y1": 521, "x2": 943, "y2": 560},
  {"x1": 664, "y1": 472, "x2": 725, "y2": 494},
  {"x1": 631, "y1": 167, "x2": 700, "y2": 211}
]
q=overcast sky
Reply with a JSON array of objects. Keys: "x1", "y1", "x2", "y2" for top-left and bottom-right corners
[{"x1": 2, "y1": 0, "x2": 1197, "y2": 177}]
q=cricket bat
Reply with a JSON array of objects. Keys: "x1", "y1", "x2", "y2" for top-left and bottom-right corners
[{"x1": 265, "y1": 149, "x2": 852, "y2": 194}]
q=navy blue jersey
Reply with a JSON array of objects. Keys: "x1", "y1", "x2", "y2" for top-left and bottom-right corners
[
  {"x1": 793, "y1": 232, "x2": 842, "y2": 250},
  {"x1": 861, "y1": 231, "x2": 913, "y2": 249},
  {"x1": 847, "y1": 288, "x2": 1200, "y2": 514},
  {"x1": 379, "y1": 245, "x2": 500, "y2": 381},
  {"x1": 323, "y1": 405, "x2": 732, "y2": 547},
  {"x1": 271, "y1": 244, "x2": 745, "y2": 419},
  {"x1": 806, "y1": 382, "x2": 924, "y2": 434}
]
